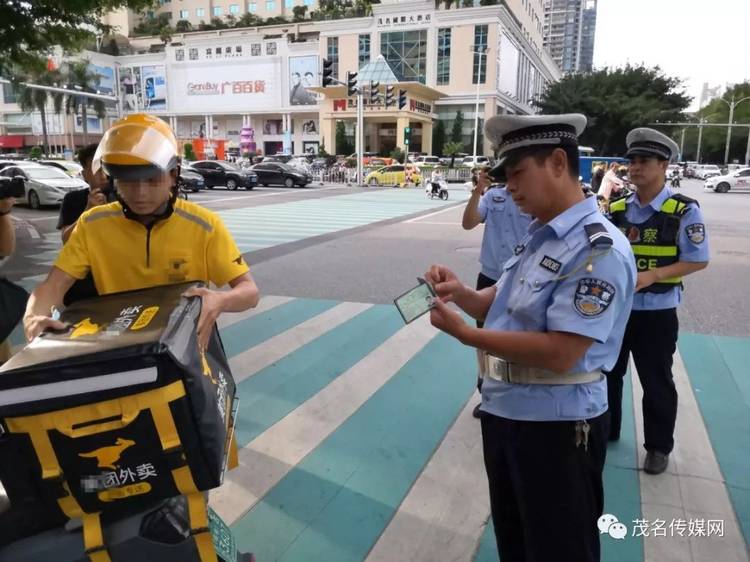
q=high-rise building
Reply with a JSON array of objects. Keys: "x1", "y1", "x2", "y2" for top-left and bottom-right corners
[{"x1": 542, "y1": 0, "x2": 597, "y2": 73}]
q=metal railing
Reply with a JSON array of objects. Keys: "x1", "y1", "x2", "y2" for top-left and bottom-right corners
[{"x1": 308, "y1": 165, "x2": 474, "y2": 186}]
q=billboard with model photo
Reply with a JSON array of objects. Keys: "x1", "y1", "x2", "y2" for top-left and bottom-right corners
[{"x1": 289, "y1": 55, "x2": 318, "y2": 106}]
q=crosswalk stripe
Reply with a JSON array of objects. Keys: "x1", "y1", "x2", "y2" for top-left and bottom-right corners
[
  {"x1": 210, "y1": 313, "x2": 439, "y2": 525},
  {"x1": 218, "y1": 295, "x2": 296, "y2": 329},
  {"x1": 366, "y1": 394, "x2": 490, "y2": 562}
]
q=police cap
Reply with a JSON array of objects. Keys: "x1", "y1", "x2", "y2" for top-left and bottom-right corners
[{"x1": 625, "y1": 127, "x2": 679, "y2": 163}]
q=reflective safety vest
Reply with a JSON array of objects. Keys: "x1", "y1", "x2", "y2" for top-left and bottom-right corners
[{"x1": 609, "y1": 194, "x2": 697, "y2": 294}]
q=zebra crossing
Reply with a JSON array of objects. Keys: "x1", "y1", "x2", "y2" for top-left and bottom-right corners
[{"x1": 211, "y1": 295, "x2": 749, "y2": 562}]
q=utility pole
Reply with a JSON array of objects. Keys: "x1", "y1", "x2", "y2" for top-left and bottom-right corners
[
  {"x1": 717, "y1": 94, "x2": 750, "y2": 165},
  {"x1": 470, "y1": 46, "x2": 487, "y2": 163},
  {"x1": 697, "y1": 119, "x2": 704, "y2": 164}
]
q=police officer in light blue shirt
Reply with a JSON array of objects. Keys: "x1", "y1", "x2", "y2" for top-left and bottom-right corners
[
  {"x1": 425, "y1": 113, "x2": 636, "y2": 562},
  {"x1": 605, "y1": 127, "x2": 710, "y2": 476},
  {"x1": 462, "y1": 170, "x2": 532, "y2": 418}
]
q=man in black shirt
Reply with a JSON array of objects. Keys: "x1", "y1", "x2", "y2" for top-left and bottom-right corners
[{"x1": 56, "y1": 143, "x2": 112, "y2": 305}]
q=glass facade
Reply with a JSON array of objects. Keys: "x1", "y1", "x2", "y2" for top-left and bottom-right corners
[
  {"x1": 358, "y1": 34, "x2": 371, "y2": 69},
  {"x1": 437, "y1": 28, "x2": 451, "y2": 85},
  {"x1": 473, "y1": 25, "x2": 488, "y2": 84},
  {"x1": 380, "y1": 30, "x2": 428, "y2": 84},
  {"x1": 327, "y1": 36, "x2": 339, "y2": 80}
]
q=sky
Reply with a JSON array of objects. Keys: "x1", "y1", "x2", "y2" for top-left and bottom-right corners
[{"x1": 593, "y1": 0, "x2": 750, "y2": 111}]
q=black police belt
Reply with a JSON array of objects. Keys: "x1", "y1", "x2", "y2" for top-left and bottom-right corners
[{"x1": 477, "y1": 350, "x2": 602, "y2": 385}]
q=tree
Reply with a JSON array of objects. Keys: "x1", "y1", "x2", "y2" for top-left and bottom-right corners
[
  {"x1": 443, "y1": 141, "x2": 464, "y2": 167},
  {"x1": 237, "y1": 13, "x2": 262, "y2": 27},
  {"x1": 16, "y1": 64, "x2": 63, "y2": 156},
  {"x1": 694, "y1": 82, "x2": 750, "y2": 164},
  {"x1": 432, "y1": 120, "x2": 447, "y2": 156},
  {"x1": 184, "y1": 142, "x2": 196, "y2": 161},
  {"x1": 29, "y1": 146, "x2": 43, "y2": 159},
  {"x1": 133, "y1": 13, "x2": 172, "y2": 36},
  {"x1": 175, "y1": 19, "x2": 193, "y2": 33},
  {"x1": 536, "y1": 64, "x2": 691, "y2": 155},
  {"x1": 390, "y1": 147, "x2": 405, "y2": 163},
  {"x1": 159, "y1": 25, "x2": 173, "y2": 46},
  {"x1": 54, "y1": 60, "x2": 107, "y2": 145},
  {"x1": 292, "y1": 5, "x2": 308, "y2": 21},
  {"x1": 450, "y1": 110, "x2": 464, "y2": 144},
  {"x1": 0, "y1": 1, "x2": 153, "y2": 74},
  {"x1": 335, "y1": 121, "x2": 353, "y2": 155}
]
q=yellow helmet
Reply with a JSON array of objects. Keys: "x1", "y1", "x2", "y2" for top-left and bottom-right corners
[{"x1": 92, "y1": 113, "x2": 179, "y2": 180}]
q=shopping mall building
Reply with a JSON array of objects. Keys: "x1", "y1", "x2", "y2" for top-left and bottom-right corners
[{"x1": 0, "y1": 0, "x2": 559, "y2": 158}]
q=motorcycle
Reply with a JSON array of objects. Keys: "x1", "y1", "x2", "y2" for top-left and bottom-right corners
[
  {"x1": 426, "y1": 179, "x2": 449, "y2": 200},
  {"x1": 670, "y1": 175, "x2": 681, "y2": 188}
]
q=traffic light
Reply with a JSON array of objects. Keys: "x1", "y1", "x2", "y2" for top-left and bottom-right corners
[
  {"x1": 322, "y1": 58, "x2": 334, "y2": 87},
  {"x1": 370, "y1": 81, "x2": 380, "y2": 104},
  {"x1": 398, "y1": 89, "x2": 407, "y2": 110},
  {"x1": 404, "y1": 126, "x2": 411, "y2": 146},
  {"x1": 347, "y1": 71, "x2": 358, "y2": 96},
  {"x1": 384, "y1": 85, "x2": 395, "y2": 108}
]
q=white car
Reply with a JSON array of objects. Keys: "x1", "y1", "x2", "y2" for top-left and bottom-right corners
[
  {"x1": 460, "y1": 155, "x2": 491, "y2": 168},
  {"x1": 704, "y1": 167, "x2": 750, "y2": 193},
  {"x1": 414, "y1": 155, "x2": 441, "y2": 166},
  {"x1": 695, "y1": 165, "x2": 721, "y2": 180},
  {"x1": 40, "y1": 159, "x2": 84, "y2": 179},
  {"x1": 0, "y1": 163, "x2": 88, "y2": 209}
]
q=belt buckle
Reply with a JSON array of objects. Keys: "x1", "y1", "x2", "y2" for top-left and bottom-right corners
[{"x1": 492, "y1": 356, "x2": 512, "y2": 383}]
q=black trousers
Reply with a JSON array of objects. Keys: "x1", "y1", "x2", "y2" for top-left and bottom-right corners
[
  {"x1": 481, "y1": 411, "x2": 610, "y2": 562},
  {"x1": 605, "y1": 308, "x2": 679, "y2": 453},
  {"x1": 475, "y1": 272, "x2": 498, "y2": 393}
]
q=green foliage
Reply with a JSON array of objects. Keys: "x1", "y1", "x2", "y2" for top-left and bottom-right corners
[
  {"x1": 237, "y1": 13, "x2": 263, "y2": 27},
  {"x1": 390, "y1": 147, "x2": 405, "y2": 163},
  {"x1": 432, "y1": 120, "x2": 447, "y2": 157},
  {"x1": 53, "y1": 59, "x2": 108, "y2": 143},
  {"x1": 16, "y1": 66, "x2": 64, "y2": 155},
  {"x1": 335, "y1": 121, "x2": 354, "y2": 155},
  {"x1": 29, "y1": 146, "x2": 43, "y2": 159},
  {"x1": 0, "y1": 0, "x2": 153, "y2": 74},
  {"x1": 158, "y1": 25, "x2": 173, "y2": 45},
  {"x1": 133, "y1": 13, "x2": 171, "y2": 36},
  {"x1": 292, "y1": 5, "x2": 309, "y2": 22},
  {"x1": 184, "y1": 142, "x2": 196, "y2": 161},
  {"x1": 175, "y1": 19, "x2": 193, "y2": 33},
  {"x1": 450, "y1": 110, "x2": 464, "y2": 144},
  {"x1": 693, "y1": 82, "x2": 750, "y2": 163},
  {"x1": 443, "y1": 141, "x2": 464, "y2": 167},
  {"x1": 536, "y1": 64, "x2": 691, "y2": 155}
]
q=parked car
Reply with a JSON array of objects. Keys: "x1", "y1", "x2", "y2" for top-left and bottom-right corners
[
  {"x1": 251, "y1": 162, "x2": 312, "y2": 187},
  {"x1": 177, "y1": 167, "x2": 206, "y2": 192},
  {"x1": 39, "y1": 160, "x2": 84, "y2": 178},
  {"x1": 364, "y1": 164, "x2": 423, "y2": 187},
  {"x1": 414, "y1": 155, "x2": 442, "y2": 166},
  {"x1": 347, "y1": 153, "x2": 394, "y2": 166},
  {"x1": 695, "y1": 165, "x2": 721, "y2": 180},
  {"x1": 189, "y1": 160, "x2": 257, "y2": 190},
  {"x1": 460, "y1": 156, "x2": 491, "y2": 168},
  {"x1": 704, "y1": 167, "x2": 750, "y2": 193},
  {"x1": 0, "y1": 164, "x2": 88, "y2": 209}
]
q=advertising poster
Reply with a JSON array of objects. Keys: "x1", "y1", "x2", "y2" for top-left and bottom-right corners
[
  {"x1": 141, "y1": 65, "x2": 168, "y2": 110},
  {"x1": 303, "y1": 141, "x2": 319, "y2": 155},
  {"x1": 74, "y1": 115, "x2": 104, "y2": 134},
  {"x1": 119, "y1": 66, "x2": 142, "y2": 112},
  {"x1": 289, "y1": 55, "x2": 318, "y2": 106},
  {"x1": 301, "y1": 119, "x2": 318, "y2": 134},
  {"x1": 89, "y1": 64, "x2": 115, "y2": 95}
]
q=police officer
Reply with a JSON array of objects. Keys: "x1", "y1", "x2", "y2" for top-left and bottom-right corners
[
  {"x1": 426, "y1": 114, "x2": 636, "y2": 562},
  {"x1": 462, "y1": 168, "x2": 531, "y2": 418},
  {"x1": 605, "y1": 128, "x2": 709, "y2": 475}
]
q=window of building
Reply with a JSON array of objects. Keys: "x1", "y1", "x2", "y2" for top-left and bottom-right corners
[
  {"x1": 248, "y1": 2, "x2": 256, "y2": 12},
  {"x1": 266, "y1": 42, "x2": 277, "y2": 55},
  {"x1": 189, "y1": 48, "x2": 199, "y2": 60},
  {"x1": 213, "y1": 6, "x2": 222, "y2": 16},
  {"x1": 230, "y1": 4, "x2": 240, "y2": 13},
  {"x1": 196, "y1": 7, "x2": 205, "y2": 17},
  {"x1": 436, "y1": 27, "x2": 451, "y2": 85},
  {"x1": 380, "y1": 30, "x2": 428, "y2": 84},
  {"x1": 164, "y1": 11, "x2": 173, "y2": 19},
  {"x1": 266, "y1": 0, "x2": 275, "y2": 11},
  {"x1": 285, "y1": 0, "x2": 293, "y2": 7},
  {"x1": 251, "y1": 43, "x2": 261, "y2": 55},
  {"x1": 175, "y1": 48, "x2": 185, "y2": 61},
  {"x1": 206, "y1": 48, "x2": 212, "y2": 57},
  {"x1": 358, "y1": 34, "x2": 370, "y2": 68},
  {"x1": 179, "y1": 9, "x2": 189, "y2": 18},
  {"x1": 473, "y1": 24, "x2": 488, "y2": 84},
  {"x1": 2, "y1": 83, "x2": 18, "y2": 104},
  {"x1": 326, "y1": 37, "x2": 339, "y2": 80}
]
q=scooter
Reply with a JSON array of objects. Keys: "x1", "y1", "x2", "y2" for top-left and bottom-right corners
[
  {"x1": 670, "y1": 175, "x2": 681, "y2": 188},
  {"x1": 426, "y1": 179, "x2": 449, "y2": 200}
]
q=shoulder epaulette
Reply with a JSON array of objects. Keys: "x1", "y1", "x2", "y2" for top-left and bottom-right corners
[
  {"x1": 668, "y1": 193, "x2": 699, "y2": 207},
  {"x1": 584, "y1": 223, "x2": 613, "y2": 249}
]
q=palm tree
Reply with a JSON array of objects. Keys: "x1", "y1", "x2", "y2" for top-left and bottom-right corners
[
  {"x1": 16, "y1": 67, "x2": 62, "y2": 156},
  {"x1": 443, "y1": 141, "x2": 464, "y2": 167},
  {"x1": 55, "y1": 60, "x2": 107, "y2": 145}
]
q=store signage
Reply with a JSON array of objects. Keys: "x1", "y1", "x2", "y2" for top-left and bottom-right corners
[
  {"x1": 377, "y1": 13, "x2": 432, "y2": 28},
  {"x1": 187, "y1": 80, "x2": 267, "y2": 96},
  {"x1": 409, "y1": 100, "x2": 432, "y2": 114}
]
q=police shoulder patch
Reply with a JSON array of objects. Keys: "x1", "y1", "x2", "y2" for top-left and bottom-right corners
[
  {"x1": 685, "y1": 223, "x2": 705, "y2": 244},
  {"x1": 574, "y1": 278, "x2": 616, "y2": 317}
]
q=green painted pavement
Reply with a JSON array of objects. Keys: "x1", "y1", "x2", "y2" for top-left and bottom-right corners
[
  {"x1": 473, "y1": 518, "x2": 498, "y2": 562},
  {"x1": 678, "y1": 333, "x2": 750, "y2": 546},
  {"x1": 221, "y1": 298, "x2": 339, "y2": 358},
  {"x1": 230, "y1": 332, "x2": 476, "y2": 562},
  {"x1": 233, "y1": 305, "x2": 404, "y2": 446}
]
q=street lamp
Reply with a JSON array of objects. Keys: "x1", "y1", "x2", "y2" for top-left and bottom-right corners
[
  {"x1": 470, "y1": 46, "x2": 488, "y2": 164},
  {"x1": 716, "y1": 93, "x2": 750, "y2": 165}
]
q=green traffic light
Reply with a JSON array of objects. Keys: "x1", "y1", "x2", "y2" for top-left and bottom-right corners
[{"x1": 405, "y1": 127, "x2": 411, "y2": 134}]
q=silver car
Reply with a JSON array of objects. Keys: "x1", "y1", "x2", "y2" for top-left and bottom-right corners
[{"x1": 0, "y1": 164, "x2": 88, "y2": 209}]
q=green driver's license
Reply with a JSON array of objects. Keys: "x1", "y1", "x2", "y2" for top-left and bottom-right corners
[{"x1": 394, "y1": 278, "x2": 437, "y2": 324}]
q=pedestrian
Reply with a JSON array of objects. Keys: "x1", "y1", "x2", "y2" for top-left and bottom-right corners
[
  {"x1": 597, "y1": 162, "x2": 624, "y2": 210},
  {"x1": 461, "y1": 166, "x2": 531, "y2": 418},
  {"x1": 425, "y1": 113, "x2": 636, "y2": 562},
  {"x1": 605, "y1": 128, "x2": 710, "y2": 475},
  {"x1": 591, "y1": 164, "x2": 605, "y2": 193}
]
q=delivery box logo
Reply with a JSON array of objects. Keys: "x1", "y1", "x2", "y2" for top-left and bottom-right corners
[
  {"x1": 79, "y1": 438, "x2": 136, "y2": 470},
  {"x1": 69, "y1": 318, "x2": 102, "y2": 339}
]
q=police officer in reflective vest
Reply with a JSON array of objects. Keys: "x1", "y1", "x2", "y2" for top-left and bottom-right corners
[
  {"x1": 426, "y1": 113, "x2": 636, "y2": 562},
  {"x1": 605, "y1": 128, "x2": 710, "y2": 475}
]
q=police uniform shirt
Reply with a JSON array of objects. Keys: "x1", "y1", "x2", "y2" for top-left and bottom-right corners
[
  {"x1": 481, "y1": 196, "x2": 637, "y2": 421},
  {"x1": 621, "y1": 185, "x2": 710, "y2": 311},
  {"x1": 477, "y1": 186, "x2": 532, "y2": 280},
  {"x1": 54, "y1": 198, "x2": 250, "y2": 295}
]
